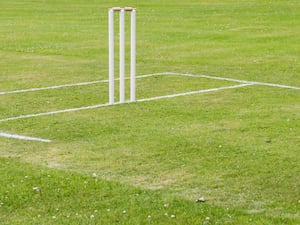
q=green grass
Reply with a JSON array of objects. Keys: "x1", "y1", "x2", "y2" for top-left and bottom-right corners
[
  {"x1": 0, "y1": 157, "x2": 296, "y2": 224},
  {"x1": 0, "y1": 0, "x2": 299, "y2": 224}
]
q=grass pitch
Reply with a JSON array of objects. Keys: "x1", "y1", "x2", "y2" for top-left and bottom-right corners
[{"x1": 0, "y1": 0, "x2": 299, "y2": 224}]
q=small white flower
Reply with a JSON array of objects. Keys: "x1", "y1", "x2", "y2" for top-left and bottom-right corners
[
  {"x1": 37, "y1": 214, "x2": 41, "y2": 218},
  {"x1": 171, "y1": 214, "x2": 175, "y2": 218},
  {"x1": 32, "y1": 187, "x2": 39, "y2": 191},
  {"x1": 25, "y1": 176, "x2": 29, "y2": 179},
  {"x1": 123, "y1": 210, "x2": 126, "y2": 214},
  {"x1": 90, "y1": 214, "x2": 95, "y2": 219},
  {"x1": 196, "y1": 197, "x2": 206, "y2": 203},
  {"x1": 164, "y1": 203, "x2": 169, "y2": 208},
  {"x1": 164, "y1": 212, "x2": 168, "y2": 216},
  {"x1": 55, "y1": 208, "x2": 59, "y2": 211},
  {"x1": 205, "y1": 217, "x2": 210, "y2": 220},
  {"x1": 107, "y1": 208, "x2": 111, "y2": 212},
  {"x1": 52, "y1": 216, "x2": 56, "y2": 220},
  {"x1": 92, "y1": 173, "x2": 97, "y2": 178},
  {"x1": 147, "y1": 215, "x2": 151, "y2": 219}
]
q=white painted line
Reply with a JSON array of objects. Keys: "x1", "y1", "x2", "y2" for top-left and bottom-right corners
[
  {"x1": 0, "y1": 102, "x2": 112, "y2": 123},
  {"x1": 0, "y1": 84, "x2": 251, "y2": 123},
  {"x1": 248, "y1": 81, "x2": 300, "y2": 90},
  {"x1": 0, "y1": 131, "x2": 52, "y2": 143},
  {"x1": 1, "y1": 71, "x2": 298, "y2": 96},
  {"x1": 0, "y1": 72, "x2": 170, "y2": 96},
  {"x1": 136, "y1": 83, "x2": 253, "y2": 102},
  {"x1": 0, "y1": 80, "x2": 108, "y2": 95},
  {"x1": 166, "y1": 72, "x2": 300, "y2": 90},
  {"x1": 164, "y1": 72, "x2": 252, "y2": 84},
  {"x1": 1, "y1": 71, "x2": 297, "y2": 123}
]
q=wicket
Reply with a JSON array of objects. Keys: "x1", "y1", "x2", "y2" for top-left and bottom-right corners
[{"x1": 108, "y1": 7, "x2": 136, "y2": 104}]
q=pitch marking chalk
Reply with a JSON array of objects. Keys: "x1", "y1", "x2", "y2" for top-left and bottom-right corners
[
  {"x1": 166, "y1": 72, "x2": 300, "y2": 90},
  {"x1": 0, "y1": 84, "x2": 251, "y2": 123},
  {"x1": 1, "y1": 72, "x2": 299, "y2": 96},
  {"x1": 0, "y1": 73, "x2": 168, "y2": 96},
  {"x1": 136, "y1": 83, "x2": 253, "y2": 102},
  {"x1": 0, "y1": 131, "x2": 52, "y2": 143},
  {"x1": 1, "y1": 71, "x2": 298, "y2": 123}
]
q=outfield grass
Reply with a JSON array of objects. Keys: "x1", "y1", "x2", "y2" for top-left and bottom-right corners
[{"x1": 0, "y1": 0, "x2": 299, "y2": 224}]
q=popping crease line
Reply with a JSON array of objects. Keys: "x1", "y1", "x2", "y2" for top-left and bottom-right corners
[
  {"x1": 0, "y1": 83, "x2": 252, "y2": 123},
  {"x1": 0, "y1": 71, "x2": 298, "y2": 123},
  {"x1": 0, "y1": 72, "x2": 171, "y2": 95},
  {"x1": 1, "y1": 72, "x2": 299, "y2": 95},
  {"x1": 165, "y1": 72, "x2": 300, "y2": 90},
  {"x1": 136, "y1": 83, "x2": 253, "y2": 102},
  {"x1": 0, "y1": 131, "x2": 52, "y2": 143}
]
